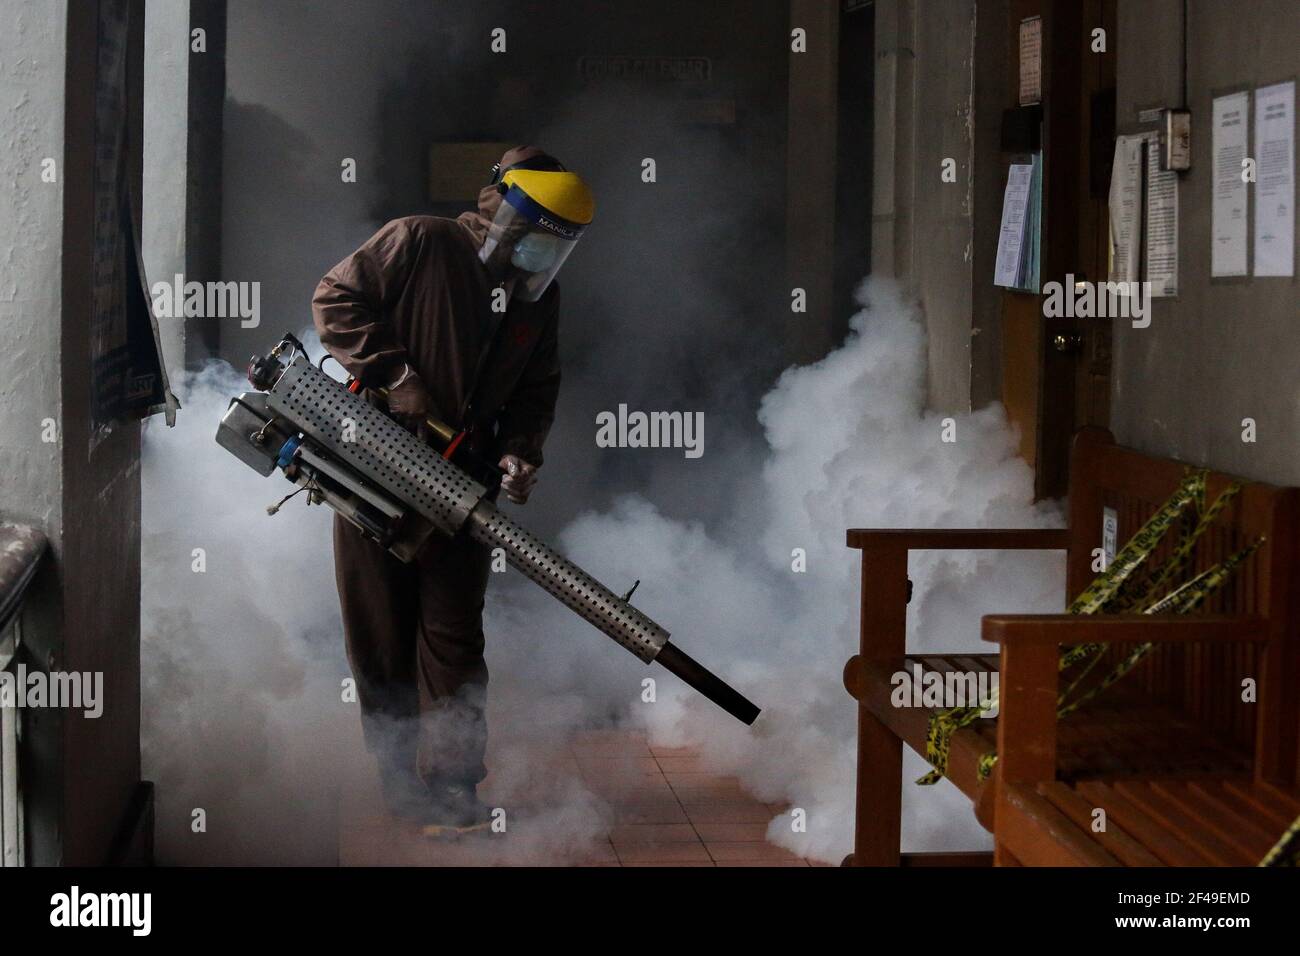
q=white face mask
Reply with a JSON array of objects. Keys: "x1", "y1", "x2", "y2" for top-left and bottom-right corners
[{"x1": 510, "y1": 232, "x2": 562, "y2": 273}]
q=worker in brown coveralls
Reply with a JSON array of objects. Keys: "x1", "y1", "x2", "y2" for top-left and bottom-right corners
[{"x1": 311, "y1": 146, "x2": 595, "y2": 826}]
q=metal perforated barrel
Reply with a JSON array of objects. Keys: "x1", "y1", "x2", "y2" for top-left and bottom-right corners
[{"x1": 464, "y1": 503, "x2": 669, "y2": 663}]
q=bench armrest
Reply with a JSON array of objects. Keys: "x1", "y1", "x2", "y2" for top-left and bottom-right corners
[
  {"x1": 981, "y1": 614, "x2": 1269, "y2": 646},
  {"x1": 990, "y1": 613, "x2": 1267, "y2": 786},
  {"x1": 846, "y1": 528, "x2": 1070, "y2": 551},
  {"x1": 851, "y1": 529, "x2": 1071, "y2": 661}
]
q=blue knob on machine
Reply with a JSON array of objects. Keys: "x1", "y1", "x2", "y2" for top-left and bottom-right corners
[{"x1": 275, "y1": 434, "x2": 303, "y2": 469}]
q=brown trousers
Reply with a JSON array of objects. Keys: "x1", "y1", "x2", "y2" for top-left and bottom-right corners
[{"x1": 333, "y1": 514, "x2": 492, "y2": 787}]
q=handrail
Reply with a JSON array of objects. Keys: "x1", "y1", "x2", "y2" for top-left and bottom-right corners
[
  {"x1": 0, "y1": 520, "x2": 45, "y2": 869},
  {"x1": 0, "y1": 522, "x2": 47, "y2": 638},
  {"x1": 846, "y1": 528, "x2": 1070, "y2": 550}
]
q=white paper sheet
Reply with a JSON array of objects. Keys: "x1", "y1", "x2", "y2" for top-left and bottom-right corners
[
  {"x1": 1254, "y1": 80, "x2": 1295, "y2": 277},
  {"x1": 1109, "y1": 135, "x2": 1145, "y2": 283},
  {"x1": 994, "y1": 163, "x2": 1034, "y2": 288},
  {"x1": 1211, "y1": 92, "x2": 1250, "y2": 277},
  {"x1": 1146, "y1": 139, "x2": 1179, "y2": 296}
]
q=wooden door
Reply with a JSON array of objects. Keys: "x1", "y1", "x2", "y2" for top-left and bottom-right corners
[{"x1": 1000, "y1": 0, "x2": 1116, "y2": 499}]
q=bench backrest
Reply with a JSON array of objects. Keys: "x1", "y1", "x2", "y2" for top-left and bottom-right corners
[{"x1": 1065, "y1": 427, "x2": 1300, "y2": 786}]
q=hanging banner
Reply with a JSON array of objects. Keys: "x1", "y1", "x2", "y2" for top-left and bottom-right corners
[{"x1": 89, "y1": 0, "x2": 178, "y2": 450}]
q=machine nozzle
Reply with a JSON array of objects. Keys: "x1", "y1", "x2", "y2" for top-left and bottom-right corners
[{"x1": 654, "y1": 642, "x2": 760, "y2": 725}]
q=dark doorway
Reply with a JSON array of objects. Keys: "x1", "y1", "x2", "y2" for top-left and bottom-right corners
[
  {"x1": 999, "y1": 0, "x2": 1116, "y2": 499},
  {"x1": 833, "y1": 1, "x2": 874, "y2": 343}
]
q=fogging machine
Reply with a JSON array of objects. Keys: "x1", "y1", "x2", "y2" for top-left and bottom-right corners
[{"x1": 215, "y1": 334, "x2": 760, "y2": 725}]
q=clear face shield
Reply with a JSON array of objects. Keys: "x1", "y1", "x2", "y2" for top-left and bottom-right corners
[{"x1": 478, "y1": 186, "x2": 583, "y2": 302}]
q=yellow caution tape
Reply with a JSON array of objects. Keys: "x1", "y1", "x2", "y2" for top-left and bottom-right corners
[
  {"x1": 917, "y1": 471, "x2": 1260, "y2": 787},
  {"x1": 1056, "y1": 538, "x2": 1261, "y2": 720},
  {"x1": 1055, "y1": 480, "x2": 1246, "y2": 712},
  {"x1": 1261, "y1": 815, "x2": 1300, "y2": 866}
]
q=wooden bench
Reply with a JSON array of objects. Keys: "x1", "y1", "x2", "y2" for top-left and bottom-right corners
[{"x1": 842, "y1": 427, "x2": 1300, "y2": 866}]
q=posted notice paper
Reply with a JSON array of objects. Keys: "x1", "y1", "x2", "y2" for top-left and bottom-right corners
[
  {"x1": 994, "y1": 163, "x2": 1034, "y2": 289},
  {"x1": 1254, "y1": 80, "x2": 1295, "y2": 277},
  {"x1": 1211, "y1": 91, "x2": 1249, "y2": 277},
  {"x1": 1109, "y1": 134, "x2": 1145, "y2": 283},
  {"x1": 1146, "y1": 136, "x2": 1180, "y2": 296}
]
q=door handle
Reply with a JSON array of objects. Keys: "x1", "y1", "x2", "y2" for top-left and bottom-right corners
[{"x1": 1052, "y1": 333, "x2": 1085, "y2": 354}]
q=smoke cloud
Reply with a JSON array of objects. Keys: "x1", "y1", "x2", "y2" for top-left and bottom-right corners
[{"x1": 141, "y1": 278, "x2": 1063, "y2": 864}]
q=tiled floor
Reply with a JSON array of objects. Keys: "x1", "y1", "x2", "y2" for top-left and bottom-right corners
[{"x1": 338, "y1": 728, "x2": 826, "y2": 866}]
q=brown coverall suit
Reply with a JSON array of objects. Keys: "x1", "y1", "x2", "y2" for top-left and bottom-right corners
[{"x1": 311, "y1": 166, "x2": 561, "y2": 790}]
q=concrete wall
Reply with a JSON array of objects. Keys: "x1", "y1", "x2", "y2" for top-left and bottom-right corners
[
  {"x1": 872, "y1": 0, "x2": 1009, "y2": 414},
  {"x1": 910, "y1": 0, "x2": 979, "y2": 414},
  {"x1": 1111, "y1": 0, "x2": 1300, "y2": 485},
  {"x1": 0, "y1": 0, "x2": 69, "y2": 868},
  {"x1": 0, "y1": 0, "x2": 147, "y2": 865},
  {"x1": 968, "y1": 0, "x2": 1010, "y2": 410},
  {"x1": 1, "y1": 2, "x2": 66, "y2": 539},
  {"x1": 142, "y1": 0, "x2": 227, "y2": 373},
  {"x1": 143, "y1": 0, "x2": 190, "y2": 375},
  {"x1": 786, "y1": 0, "x2": 839, "y2": 365},
  {"x1": 184, "y1": 0, "x2": 226, "y2": 364}
]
